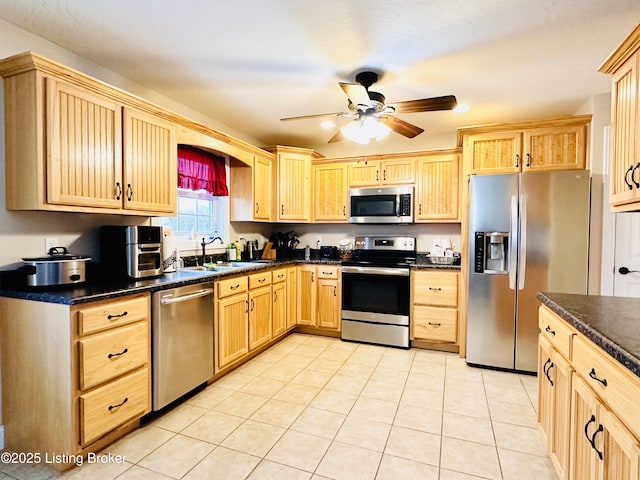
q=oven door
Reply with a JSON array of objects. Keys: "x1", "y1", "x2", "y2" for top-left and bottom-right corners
[{"x1": 341, "y1": 266, "x2": 410, "y2": 325}]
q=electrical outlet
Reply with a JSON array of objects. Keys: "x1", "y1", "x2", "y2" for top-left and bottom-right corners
[
  {"x1": 45, "y1": 237, "x2": 58, "y2": 254},
  {"x1": 316, "y1": 236, "x2": 322, "y2": 248}
]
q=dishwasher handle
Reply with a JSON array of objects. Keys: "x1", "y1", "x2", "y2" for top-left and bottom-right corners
[{"x1": 160, "y1": 288, "x2": 214, "y2": 305}]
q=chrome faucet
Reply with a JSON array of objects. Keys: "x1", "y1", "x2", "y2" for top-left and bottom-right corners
[{"x1": 201, "y1": 236, "x2": 223, "y2": 258}]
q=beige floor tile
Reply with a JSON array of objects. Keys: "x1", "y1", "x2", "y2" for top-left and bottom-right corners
[
  {"x1": 240, "y1": 376, "x2": 287, "y2": 398},
  {"x1": 360, "y1": 379, "x2": 404, "y2": 402},
  {"x1": 310, "y1": 388, "x2": 358, "y2": 414},
  {"x1": 384, "y1": 425, "x2": 441, "y2": 466},
  {"x1": 261, "y1": 363, "x2": 304, "y2": 382},
  {"x1": 300, "y1": 335, "x2": 336, "y2": 347},
  {"x1": 519, "y1": 373, "x2": 538, "y2": 391},
  {"x1": 498, "y1": 448, "x2": 558, "y2": 480},
  {"x1": 105, "y1": 425, "x2": 175, "y2": 463},
  {"x1": 138, "y1": 435, "x2": 214, "y2": 479},
  {"x1": 484, "y1": 382, "x2": 532, "y2": 406},
  {"x1": 250, "y1": 398, "x2": 305, "y2": 428},
  {"x1": 377, "y1": 355, "x2": 414, "y2": 372},
  {"x1": 482, "y1": 368, "x2": 527, "y2": 388},
  {"x1": 213, "y1": 391, "x2": 268, "y2": 418},
  {"x1": 324, "y1": 374, "x2": 367, "y2": 395},
  {"x1": 442, "y1": 412, "x2": 495, "y2": 446},
  {"x1": 220, "y1": 420, "x2": 286, "y2": 457},
  {"x1": 445, "y1": 365, "x2": 484, "y2": 383},
  {"x1": 488, "y1": 399, "x2": 537, "y2": 427},
  {"x1": 348, "y1": 349, "x2": 384, "y2": 367},
  {"x1": 316, "y1": 349, "x2": 352, "y2": 362},
  {"x1": 58, "y1": 460, "x2": 132, "y2": 480},
  {"x1": 350, "y1": 396, "x2": 398, "y2": 424},
  {"x1": 413, "y1": 349, "x2": 449, "y2": 365},
  {"x1": 114, "y1": 465, "x2": 174, "y2": 479},
  {"x1": 272, "y1": 383, "x2": 321, "y2": 406},
  {"x1": 492, "y1": 421, "x2": 548, "y2": 456},
  {"x1": 290, "y1": 369, "x2": 333, "y2": 388},
  {"x1": 376, "y1": 454, "x2": 439, "y2": 480},
  {"x1": 247, "y1": 459, "x2": 312, "y2": 480},
  {"x1": 182, "y1": 446, "x2": 260, "y2": 480},
  {"x1": 443, "y1": 391, "x2": 490, "y2": 419},
  {"x1": 187, "y1": 385, "x2": 234, "y2": 409},
  {"x1": 406, "y1": 369, "x2": 446, "y2": 388},
  {"x1": 369, "y1": 367, "x2": 409, "y2": 386},
  {"x1": 334, "y1": 415, "x2": 391, "y2": 452},
  {"x1": 290, "y1": 406, "x2": 346, "y2": 439},
  {"x1": 439, "y1": 468, "x2": 494, "y2": 480},
  {"x1": 401, "y1": 385, "x2": 444, "y2": 412},
  {"x1": 440, "y1": 437, "x2": 501, "y2": 480},
  {"x1": 336, "y1": 362, "x2": 376, "y2": 379},
  {"x1": 152, "y1": 403, "x2": 208, "y2": 433},
  {"x1": 214, "y1": 371, "x2": 256, "y2": 391},
  {"x1": 235, "y1": 358, "x2": 275, "y2": 377},
  {"x1": 307, "y1": 358, "x2": 345, "y2": 374},
  {"x1": 316, "y1": 441, "x2": 382, "y2": 480},
  {"x1": 265, "y1": 430, "x2": 331, "y2": 472},
  {"x1": 444, "y1": 377, "x2": 486, "y2": 398},
  {"x1": 394, "y1": 403, "x2": 442, "y2": 435},
  {"x1": 292, "y1": 343, "x2": 327, "y2": 358},
  {"x1": 181, "y1": 410, "x2": 245, "y2": 445},
  {"x1": 280, "y1": 353, "x2": 314, "y2": 368}
]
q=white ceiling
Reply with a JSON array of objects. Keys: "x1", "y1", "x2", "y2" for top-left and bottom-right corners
[{"x1": 1, "y1": 1, "x2": 639, "y2": 154}]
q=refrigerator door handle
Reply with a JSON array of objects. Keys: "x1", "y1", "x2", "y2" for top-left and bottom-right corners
[
  {"x1": 518, "y1": 194, "x2": 527, "y2": 290},
  {"x1": 509, "y1": 194, "x2": 518, "y2": 290}
]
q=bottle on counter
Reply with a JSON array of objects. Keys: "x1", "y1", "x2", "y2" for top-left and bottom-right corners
[
  {"x1": 226, "y1": 243, "x2": 237, "y2": 261},
  {"x1": 304, "y1": 244, "x2": 310, "y2": 261}
]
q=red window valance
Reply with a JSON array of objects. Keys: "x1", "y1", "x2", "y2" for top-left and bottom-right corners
[{"x1": 177, "y1": 145, "x2": 229, "y2": 196}]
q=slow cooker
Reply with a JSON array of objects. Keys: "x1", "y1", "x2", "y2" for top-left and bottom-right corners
[{"x1": 21, "y1": 247, "x2": 91, "y2": 286}]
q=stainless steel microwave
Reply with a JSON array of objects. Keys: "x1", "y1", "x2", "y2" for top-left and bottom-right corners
[{"x1": 348, "y1": 186, "x2": 414, "y2": 224}]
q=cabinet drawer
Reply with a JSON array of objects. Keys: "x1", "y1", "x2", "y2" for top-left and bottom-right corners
[
  {"x1": 573, "y1": 334, "x2": 640, "y2": 439},
  {"x1": 249, "y1": 271, "x2": 271, "y2": 289},
  {"x1": 77, "y1": 295, "x2": 149, "y2": 335},
  {"x1": 79, "y1": 367, "x2": 149, "y2": 446},
  {"x1": 272, "y1": 268, "x2": 287, "y2": 283},
  {"x1": 413, "y1": 271, "x2": 458, "y2": 306},
  {"x1": 412, "y1": 306, "x2": 457, "y2": 343},
  {"x1": 538, "y1": 306, "x2": 575, "y2": 359},
  {"x1": 79, "y1": 322, "x2": 149, "y2": 390},
  {"x1": 317, "y1": 266, "x2": 340, "y2": 279},
  {"x1": 217, "y1": 275, "x2": 249, "y2": 298}
]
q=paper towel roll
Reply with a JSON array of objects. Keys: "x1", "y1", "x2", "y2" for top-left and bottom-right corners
[{"x1": 162, "y1": 227, "x2": 177, "y2": 272}]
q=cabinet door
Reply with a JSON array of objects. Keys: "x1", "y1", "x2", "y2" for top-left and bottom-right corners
[
  {"x1": 348, "y1": 161, "x2": 381, "y2": 187},
  {"x1": 278, "y1": 152, "x2": 311, "y2": 221},
  {"x1": 272, "y1": 281, "x2": 286, "y2": 338},
  {"x1": 296, "y1": 266, "x2": 316, "y2": 326},
  {"x1": 600, "y1": 407, "x2": 640, "y2": 480},
  {"x1": 122, "y1": 108, "x2": 177, "y2": 214},
  {"x1": 253, "y1": 155, "x2": 272, "y2": 221},
  {"x1": 46, "y1": 77, "x2": 123, "y2": 209},
  {"x1": 314, "y1": 163, "x2": 348, "y2": 222},
  {"x1": 524, "y1": 125, "x2": 587, "y2": 171},
  {"x1": 216, "y1": 294, "x2": 249, "y2": 369},
  {"x1": 465, "y1": 131, "x2": 523, "y2": 174},
  {"x1": 286, "y1": 266, "x2": 297, "y2": 330},
  {"x1": 609, "y1": 53, "x2": 639, "y2": 207},
  {"x1": 249, "y1": 286, "x2": 272, "y2": 350},
  {"x1": 416, "y1": 154, "x2": 460, "y2": 221},
  {"x1": 569, "y1": 374, "x2": 600, "y2": 480},
  {"x1": 550, "y1": 349, "x2": 573, "y2": 480},
  {"x1": 317, "y1": 278, "x2": 340, "y2": 330},
  {"x1": 381, "y1": 158, "x2": 416, "y2": 184},
  {"x1": 538, "y1": 335, "x2": 554, "y2": 446}
]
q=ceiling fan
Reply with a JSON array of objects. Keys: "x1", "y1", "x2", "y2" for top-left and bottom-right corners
[{"x1": 280, "y1": 71, "x2": 457, "y2": 143}]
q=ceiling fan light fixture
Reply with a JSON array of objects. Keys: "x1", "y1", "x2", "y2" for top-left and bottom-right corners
[{"x1": 340, "y1": 116, "x2": 391, "y2": 144}]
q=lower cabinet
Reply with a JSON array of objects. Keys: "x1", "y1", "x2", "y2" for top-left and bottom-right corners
[
  {"x1": 286, "y1": 266, "x2": 297, "y2": 331},
  {"x1": 410, "y1": 270, "x2": 459, "y2": 344},
  {"x1": 248, "y1": 271, "x2": 273, "y2": 350},
  {"x1": 272, "y1": 268, "x2": 288, "y2": 337},
  {"x1": 296, "y1": 265, "x2": 341, "y2": 331},
  {"x1": 0, "y1": 293, "x2": 151, "y2": 466}
]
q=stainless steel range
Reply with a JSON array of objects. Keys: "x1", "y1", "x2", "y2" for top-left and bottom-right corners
[{"x1": 341, "y1": 235, "x2": 416, "y2": 348}]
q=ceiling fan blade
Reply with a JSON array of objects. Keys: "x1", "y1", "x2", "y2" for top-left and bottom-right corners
[
  {"x1": 381, "y1": 115, "x2": 425, "y2": 138},
  {"x1": 338, "y1": 82, "x2": 371, "y2": 107},
  {"x1": 280, "y1": 112, "x2": 345, "y2": 121},
  {"x1": 327, "y1": 130, "x2": 344, "y2": 143},
  {"x1": 391, "y1": 95, "x2": 457, "y2": 113}
]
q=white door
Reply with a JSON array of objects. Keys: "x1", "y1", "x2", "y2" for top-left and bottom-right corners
[{"x1": 614, "y1": 212, "x2": 640, "y2": 297}]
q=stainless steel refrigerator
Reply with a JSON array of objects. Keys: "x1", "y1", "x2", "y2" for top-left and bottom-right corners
[{"x1": 466, "y1": 171, "x2": 590, "y2": 373}]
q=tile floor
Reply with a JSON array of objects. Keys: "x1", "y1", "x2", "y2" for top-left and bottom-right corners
[{"x1": 0, "y1": 334, "x2": 558, "y2": 480}]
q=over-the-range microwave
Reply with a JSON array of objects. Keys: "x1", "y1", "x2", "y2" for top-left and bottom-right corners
[{"x1": 348, "y1": 186, "x2": 414, "y2": 224}]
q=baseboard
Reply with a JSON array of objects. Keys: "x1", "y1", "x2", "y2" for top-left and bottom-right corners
[{"x1": 0, "y1": 425, "x2": 4, "y2": 450}]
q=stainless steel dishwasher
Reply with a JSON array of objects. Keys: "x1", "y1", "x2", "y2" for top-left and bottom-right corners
[{"x1": 152, "y1": 281, "x2": 214, "y2": 410}]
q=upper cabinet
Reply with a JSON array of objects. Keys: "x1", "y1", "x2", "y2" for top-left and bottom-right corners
[
  {"x1": 230, "y1": 151, "x2": 275, "y2": 222},
  {"x1": 0, "y1": 52, "x2": 177, "y2": 216},
  {"x1": 313, "y1": 162, "x2": 348, "y2": 222},
  {"x1": 348, "y1": 157, "x2": 416, "y2": 187},
  {"x1": 415, "y1": 150, "x2": 461, "y2": 222},
  {"x1": 599, "y1": 23, "x2": 640, "y2": 212},
  {"x1": 458, "y1": 115, "x2": 591, "y2": 175}
]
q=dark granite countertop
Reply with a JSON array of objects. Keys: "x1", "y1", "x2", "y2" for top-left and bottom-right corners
[{"x1": 538, "y1": 292, "x2": 640, "y2": 379}]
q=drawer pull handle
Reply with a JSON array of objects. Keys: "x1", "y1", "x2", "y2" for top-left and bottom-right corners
[
  {"x1": 428, "y1": 287, "x2": 442, "y2": 291},
  {"x1": 258, "y1": 278, "x2": 266, "y2": 283},
  {"x1": 428, "y1": 322, "x2": 441, "y2": 327},
  {"x1": 107, "y1": 311, "x2": 128, "y2": 320},
  {"x1": 545, "y1": 325, "x2": 556, "y2": 336},
  {"x1": 589, "y1": 368, "x2": 608, "y2": 387},
  {"x1": 115, "y1": 182, "x2": 122, "y2": 200},
  {"x1": 624, "y1": 164, "x2": 634, "y2": 190},
  {"x1": 250, "y1": 298, "x2": 255, "y2": 311},
  {"x1": 544, "y1": 359, "x2": 554, "y2": 386},
  {"x1": 584, "y1": 414, "x2": 596, "y2": 443},
  {"x1": 322, "y1": 271, "x2": 332, "y2": 275},
  {"x1": 126, "y1": 184, "x2": 133, "y2": 202},
  {"x1": 273, "y1": 291, "x2": 278, "y2": 303},
  {"x1": 591, "y1": 424, "x2": 604, "y2": 461},
  {"x1": 108, "y1": 397, "x2": 128, "y2": 411},
  {"x1": 107, "y1": 348, "x2": 129, "y2": 359},
  {"x1": 230, "y1": 284, "x2": 241, "y2": 290}
]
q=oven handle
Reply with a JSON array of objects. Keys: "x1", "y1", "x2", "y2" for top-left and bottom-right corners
[{"x1": 341, "y1": 266, "x2": 410, "y2": 277}]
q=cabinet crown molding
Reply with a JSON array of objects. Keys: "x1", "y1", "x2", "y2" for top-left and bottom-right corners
[{"x1": 599, "y1": 22, "x2": 640, "y2": 74}]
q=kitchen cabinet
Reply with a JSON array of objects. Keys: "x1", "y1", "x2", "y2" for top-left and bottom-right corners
[
  {"x1": 215, "y1": 275, "x2": 250, "y2": 370},
  {"x1": 296, "y1": 265, "x2": 341, "y2": 331},
  {"x1": 411, "y1": 270, "x2": 459, "y2": 344},
  {"x1": 286, "y1": 266, "x2": 298, "y2": 330},
  {"x1": 230, "y1": 152, "x2": 275, "y2": 222},
  {"x1": 348, "y1": 157, "x2": 416, "y2": 186},
  {"x1": 248, "y1": 271, "x2": 272, "y2": 350},
  {"x1": 272, "y1": 268, "x2": 287, "y2": 337},
  {"x1": 458, "y1": 115, "x2": 590, "y2": 175},
  {"x1": 266, "y1": 146, "x2": 323, "y2": 222},
  {"x1": 313, "y1": 162, "x2": 348, "y2": 222},
  {"x1": 0, "y1": 293, "x2": 151, "y2": 466},
  {"x1": 0, "y1": 52, "x2": 177, "y2": 216},
  {"x1": 415, "y1": 150, "x2": 460, "y2": 222},
  {"x1": 599, "y1": 23, "x2": 640, "y2": 211}
]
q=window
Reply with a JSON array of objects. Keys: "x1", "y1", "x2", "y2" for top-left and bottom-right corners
[{"x1": 163, "y1": 188, "x2": 225, "y2": 237}]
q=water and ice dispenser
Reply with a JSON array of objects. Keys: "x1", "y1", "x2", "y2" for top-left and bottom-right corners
[{"x1": 474, "y1": 232, "x2": 509, "y2": 273}]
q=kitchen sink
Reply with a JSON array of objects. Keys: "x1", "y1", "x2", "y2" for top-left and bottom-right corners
[{"x1": 181, "y1": 261, "x2": 262, "y2": 273}]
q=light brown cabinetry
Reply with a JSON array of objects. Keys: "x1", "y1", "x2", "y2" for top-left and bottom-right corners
[
  {"x1": 411, "y1": 270, "x2": 458, "y2": 344},
  {"x1": 272, "y1": 268, "x2": 287, "y2": 337},
  {"x1": 248, "y1": 271, "x2": 273, "y2": 350},
  {"x1": 459, "y1": 115, "x2": 590, "y2": 175},
  {"x1": 286, "y1": 266, "x2": 298, "y2": 330},
  {"x1": 313, "y1": 163, "x2": 348, "y2": 222},
  {"x1": 296, "y1": 265, "x2": 341, "y2": 331},
  {"x1": 415, "y1": 151, "x2": 460, "y2": 222},
  {"x1": 215, "y1": 275, "x2": 250, "y2": 370},
  {"x1": 0, "y1": 52, "x2": 177, "y2": 215},
  {"x1": 230, "y1": 152, "x2": 275, "y2": 222},
  {"x1": 599, "y1": 23, "x2": 640, "y2": 211},
  {"x1": 0, "y1": 293, "x2": 151, "y2": 464},
  {"x1": 348, "y1": 158, "x2": 416, "y2": 186}
]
